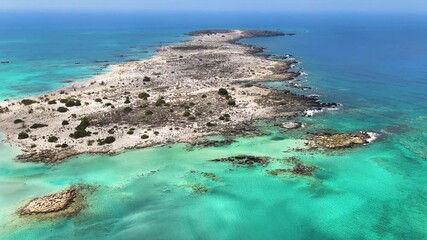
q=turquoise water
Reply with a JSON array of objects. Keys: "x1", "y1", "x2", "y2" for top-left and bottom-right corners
[{"x1": 1, "y1": 12, "x2": 427, "y2": 239}]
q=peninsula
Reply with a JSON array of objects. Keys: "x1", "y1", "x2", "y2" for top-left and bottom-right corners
[{"x1": 0, "y1": 30, "x2": 332, "y2": 163}]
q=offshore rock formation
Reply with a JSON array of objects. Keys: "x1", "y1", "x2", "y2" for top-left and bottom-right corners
[
  {"x1": 17, "y1": 186, "x2": 90, "y2": 218},
  {"x1": 211, "y1": 155, "x2": 270, "y2": 167},
  {"x1": 310, "y1": 132, "x2": 373, "y2": 149}
]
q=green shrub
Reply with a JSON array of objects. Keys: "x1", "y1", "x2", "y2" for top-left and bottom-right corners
[
  {"x1": 141, "y1": 134, "x2": 149, "y2": 139},
  {"x1": 145, "y1": 110, "x2": 154, "y2": 116},
  {"x1": 227, "y1": 100, "x2": 236, "y2": 106},
  {"x1": 155, "y1": 98, "x2": 166, "y2": 106},
  {"x1": 123, "y1": 107, "x2": 133, "y2": 113},
  {"x1": 95, "y1": 98, "x2": 102, "y2": 103},
  {"x1": 206, "y1": 122, "x2": 216, "y2": 127},
  {"x1": 65, "y1": 99, "x2": 81, "y2": 107},
  {"x1": 138, "y1": 92, "x2": 150, "y2": 100},
  {"x1": 188, "y1": 116, "x2": 196, "y2": 121},
  {"x1": 30, "y1": 123, "x2": 48, "y2": 129},
  {"x1": 183, "y1": 111, "x2": 191, "y2": 117},
  {"x1": 18, "y1": 132, "x2": 29, "y2": 139},
  {"x1": 48, "y1": 136, "x2": 58, "y2": 143},
  {"x1": 218, "y1": 88, "x2": 228, "y2": 96},
  {"x1": 223, "y1": 113, "x2": 230, "y2": 118},
  {"x1": 21, "y1": 99, "x2": 38, "y2": 105},
  {"x1": 143, "y1": 76, "x2": 151, "y2": 82},
  {"x1": 57, "y1": 107, "x2": 68, "y2": 113},
  {"x1": 70, "y1": 129, "x2": 91, "y2": 139},
  {"x1": 76, "y1": 117, "x2": 90, "y2": 131},
  {"x1": 124, "y1": 96, "x2": 131, "y2": 104},
  {"x1": 103, "y1": 136, "x2": 116, "y2": 144},
  {"x1": 48, "y1": 100, "x2": 57, "y2": 104},
  {"x1": 62, "y1": 120, "x2": 69, "y2": 126},
  {"x1": 14, "y1": 119, "x2": 24, "y2": 124},
  {"x1": 201, "y1": 94, "x2": 207, "y2": 98}
]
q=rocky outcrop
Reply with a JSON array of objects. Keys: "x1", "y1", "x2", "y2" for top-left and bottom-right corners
[
  {"x1": 310, "y1": 132, "x2": 372, "y2": 149},
  {"x1": 211, "y1": 155, "x2": 270, "y2": 167},
  {"x1": 17, "y1": 186, "x2": 85, "y2": 218},
  {"x1": 281, "y1": 122, "x2": 302, "y2": 130},
  {"x1": 291, "y1": 163, "x2": 317, "y2": 176},
  {"x1": 267, "y1": 158, "x2": 317, "y2": 177},
  {"x1": 17, "y1": 149, "x2": 81, "y2": 164}
]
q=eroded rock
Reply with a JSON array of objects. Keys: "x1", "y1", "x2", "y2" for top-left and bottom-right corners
[
  {"x1": 17, "y1": 185, "x2": 90, "y2": 218},
  {"x1": 281, "y1": 122, "x2": 302, "y2": 130},
  {"x1": 311, "y1": 132, "x2": 373, "y2": 149}
]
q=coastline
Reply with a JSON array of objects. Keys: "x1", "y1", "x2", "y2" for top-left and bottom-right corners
[{"x1": 0, "y1": 30, "x2": 329, "y2": 164}]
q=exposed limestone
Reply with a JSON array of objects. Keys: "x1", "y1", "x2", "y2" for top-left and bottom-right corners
[
  {"x1": 17, "y1": 186, "x2": 90, "y2": 218},
  {"x1": 281, "y1": 122, "x2": 303, "y2": 130},
  {"x1": 0, "y1": 29, "x2": 325, "y2": 163},
  {"x1": 310, "y1": 132, "x2": 372, "y2": 149}
]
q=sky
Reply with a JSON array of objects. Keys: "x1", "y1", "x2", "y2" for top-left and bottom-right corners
[{"x1": 0, "y1": 0, "x2": 426, "y2": 12}]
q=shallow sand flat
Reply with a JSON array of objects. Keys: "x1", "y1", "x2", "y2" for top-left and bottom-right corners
[{"x1": 0, "y1": 30, "x2": 323, "y2": 163}]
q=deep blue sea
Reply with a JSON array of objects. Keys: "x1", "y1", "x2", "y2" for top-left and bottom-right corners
[{"x1": 0, "y1": 12, "x2": 426, "y2": 239}]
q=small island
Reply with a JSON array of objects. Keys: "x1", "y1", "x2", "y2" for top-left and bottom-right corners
[
  {"x1": 0, "y1": 30, "x2": 329, "y2": 163},
  {"x1": 17, "y1": 186, "x2": 86, "y2": 218}
]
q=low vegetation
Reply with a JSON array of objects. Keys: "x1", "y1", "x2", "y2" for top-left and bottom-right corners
[
  {"x1": 30, "y1": 123, "x2": 48, "y2": 129},
  {"x1": 21, "y1": 99, "x2": 38, "y2": 106},
  {"x1": 18, "y1": 132, "x2": 29, "y2": 139}
]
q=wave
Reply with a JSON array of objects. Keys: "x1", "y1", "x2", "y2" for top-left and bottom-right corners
[{"x1": 304, "y1": 106, "x2": 339, "y2": 117}]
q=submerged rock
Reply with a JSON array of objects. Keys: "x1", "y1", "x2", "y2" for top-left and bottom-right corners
[
  {"x1": 267, "y1": 163, "x2": 316, "y2": 177},
  {"x1": 191, "y1": 184, "x2": 209, "y2": 194},
  {"x1": 201, "y1": 172, "x2": 219, "y2": 181},
  {"x1": 266, "y1": 169, "x2": 287, "y2": 176},
  {"x1": 281, "y1": 122, "x2": 302, "y2": 130},
  {"x1": 189, "y1": 139, "x2": 235, "y2": 148},
  {"x1": 211, "y1": 155, "x2": 270, "y2": 167},
  {"x1": 291, "y1": 163, "x2": 317, "y2": 176},
  {"x1": 17, "y1": 186, "x2": 85, "y2": 218},
  {"x1": 311, "y1": 132, "x2": 372, "y2": 149}
]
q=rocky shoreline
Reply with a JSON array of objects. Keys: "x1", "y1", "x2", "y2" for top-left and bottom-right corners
[{"x1": 0, "y1": 29, "x2": 328, "y2": 164}]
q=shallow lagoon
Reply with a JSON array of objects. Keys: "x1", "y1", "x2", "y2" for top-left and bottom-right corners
[{"x1": 1, "y1": 12, "x2": 427, "y2": 239}]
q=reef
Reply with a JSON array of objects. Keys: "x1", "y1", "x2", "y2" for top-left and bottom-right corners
[{"x1": 211, "y1": 155, "x2": 270, "y2": 167}]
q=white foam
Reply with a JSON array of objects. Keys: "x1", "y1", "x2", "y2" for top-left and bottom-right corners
[
  {"x1": 304, "y1": 107, "x2": 339, "y2": 117},
  {"x1": 366, "y1": 132, "x2": 380, "y2": 143}
]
